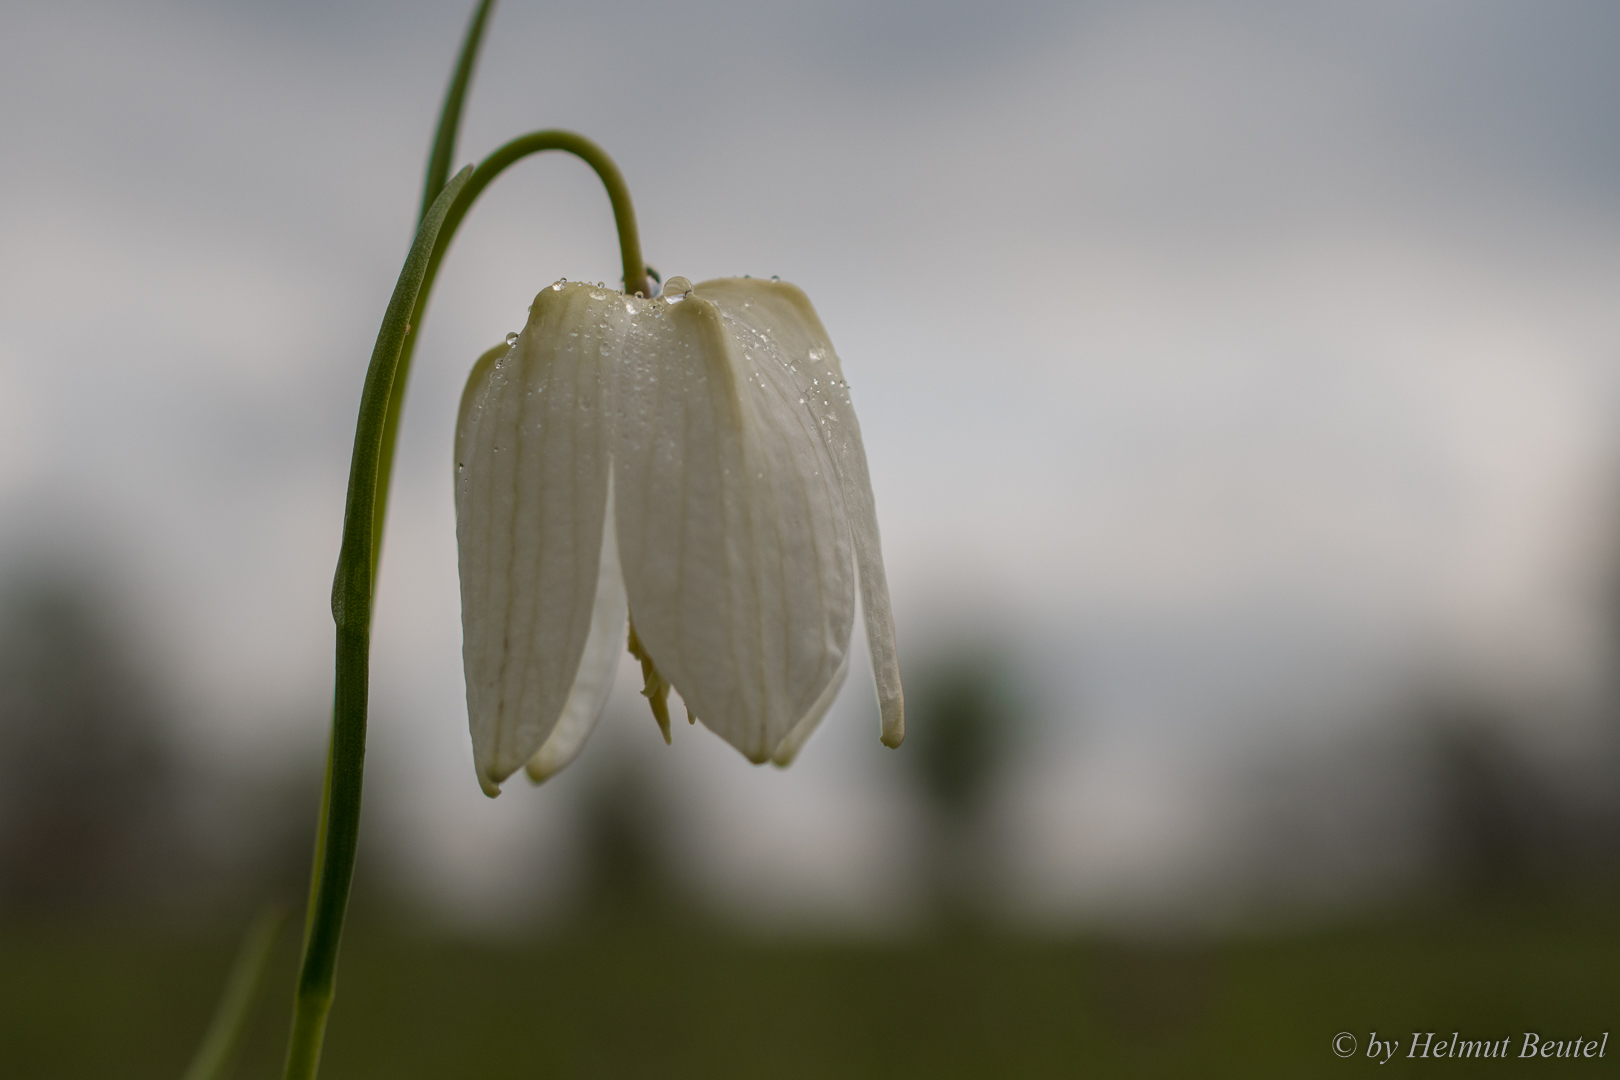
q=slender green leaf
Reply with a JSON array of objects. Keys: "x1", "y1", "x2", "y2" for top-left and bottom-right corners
[
  {"x1": 375, "y1": 0, "x2": 497, "y2": 573},
  {"x1": 181, "y1": 904, "x2": 286, "y2": 1080},
  {"x1": 421, "y1": 0, "x2": 496, "y2": 223}
]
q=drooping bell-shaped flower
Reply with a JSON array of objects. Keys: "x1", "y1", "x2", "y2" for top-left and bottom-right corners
[{"x1": 455, "y1": 276, "x2": 903, "y2": 795}]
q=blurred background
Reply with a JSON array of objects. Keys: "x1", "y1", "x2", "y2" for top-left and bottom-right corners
[{"x1": 2, "y1": 0, "x2": 1618, "y2": 1075}]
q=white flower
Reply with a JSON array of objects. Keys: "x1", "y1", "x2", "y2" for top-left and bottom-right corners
[{"x1": 455, "y1": 276, "x2": 903, "y2": 796}]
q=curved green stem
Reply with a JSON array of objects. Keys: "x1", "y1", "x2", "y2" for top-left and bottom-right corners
[
  {"x1": 292, "y1": 2, "x2": 490, "y2": 972},
  {"x1": 281, "y1": 168, "x2": 473, "y2": 1080},
  {"x1": 455, "y1": 130, "x2": 651, "y2": 302},
  {"x1": 282, "y1": 19, "x2": 651, "y2": 1080},
  {"x1": 282, "y1": 127, "x2": 649, "y2": 1080},
  {"x1": 370, "y1": 130, "x2": 650, "y2": 574}
]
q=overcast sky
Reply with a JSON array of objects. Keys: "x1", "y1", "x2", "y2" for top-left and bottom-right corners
[{"x1": 4, "y1": 0, "x2": 1620, "y2": 927}]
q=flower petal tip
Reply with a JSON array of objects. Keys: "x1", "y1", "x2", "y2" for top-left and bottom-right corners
[
  {"x1": 476, "y1": 769, "x2": 504, "y2": 799},
  {"x1": 880, "y1": 703, "x2": 905, "y2": 749}
]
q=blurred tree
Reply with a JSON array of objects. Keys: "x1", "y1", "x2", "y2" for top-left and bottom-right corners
[
  {"x1": 1416, "y1": 696, "x2": 1574, "y2": 901},
  {"x1": 568, "y1": 756, "x2": 693, "y2": 932},
  {"x1": 185, "y1": 742, "x2": 325, "y2": 917},
  {"x1": 1236, "y1": 691, "x2": 1607, "y2": 920},
  {"x1": 1427, "y1": 711, "x2": 1541, "y2": 895},
  {"x1": 904, "y1": 643, "x2": 1025, "y2": 925},
  {"x1": 0, "y1": 563, "x2": 186, "y2": 915}
]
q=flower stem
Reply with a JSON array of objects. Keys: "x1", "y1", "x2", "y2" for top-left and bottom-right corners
[
  {"x1": 281, "y1": 167, "x2": 473, "y2": 1080},
  {"x1": 282, "y1": 12, "x2": 651, "y2": 1080}
]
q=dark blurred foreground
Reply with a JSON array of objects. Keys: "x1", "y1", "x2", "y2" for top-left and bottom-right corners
[
  {"x1": 2, "y1": 894, "x2": 1617, "y2": 1078},
  {"x1": 3, "y1": 561, "x2": 1620, "y2": 1076}
]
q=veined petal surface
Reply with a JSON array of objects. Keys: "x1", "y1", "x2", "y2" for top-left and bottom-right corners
[
  {"x1": 769, "y1": 650, "x2": 850, "y2": 768},
  {"x1": 525, "y1": 481, "x2": 627, "y2": 784},
  {"x1": 455, "y1": 283, "x2": 630, "y2": 795},
  {"x1": 696, "y1": 279, "x2": 905, "y2": 747},
  {"x1": 613, "y1": 284, "x2": 856, "y2": 764}
]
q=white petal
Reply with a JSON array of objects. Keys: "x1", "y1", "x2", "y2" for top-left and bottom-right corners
[
  {"x1": 455, "y1": 283, "x2": 631, "y2": 796},
  {"x1": 694, "y1": 279, "x2": 905, "y2": 747},
  {"x1": 769, "y1": 649, "x2": 850, "y2": 767},
  {"x1": 613, "y1": 287, "x2": 856, "y2": 764},
  {"x1": 525, "y1": 477, "x2": 627, "y2": 784}
]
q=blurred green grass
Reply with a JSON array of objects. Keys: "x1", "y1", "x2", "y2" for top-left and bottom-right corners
[{"x1": 2, "y1": 897, "x2": 1615, "y2": 1078}]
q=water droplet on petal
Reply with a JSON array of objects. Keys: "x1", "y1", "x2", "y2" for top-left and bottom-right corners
[
  {"x1": 662, "y1": 276, "x2": 693, "y2": 302},
  {"x1": 770, "y1": 275, "x2": 780, "y2": 281}
]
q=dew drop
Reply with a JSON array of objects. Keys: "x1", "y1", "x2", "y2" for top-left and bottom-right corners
[
  {"x1": 770, "y1": 275, "x2": 780, "y2": 281},
  {"x1": 662, "y1": 276, "x2": 693, "y2": 302},
  {"x1": 505, "y1": 332, "x2": 519, "y2": 345}
]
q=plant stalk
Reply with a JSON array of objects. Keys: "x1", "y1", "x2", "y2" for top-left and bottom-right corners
[
  {"x1": 282, "y1": 5, "x2": 650, "y2": 1075},
  {"x1": 282, "y1": 124, "x2": 650, "y2": 1080},
  {"x1": 281, "y1": 168, "x2": 472, "y2": 1080}
]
